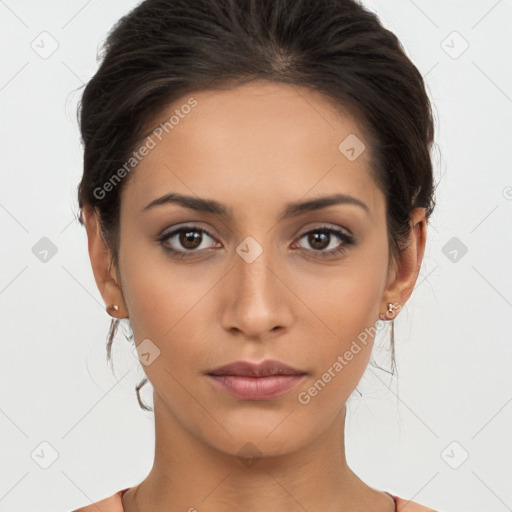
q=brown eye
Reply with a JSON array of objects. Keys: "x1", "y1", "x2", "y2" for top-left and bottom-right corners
[
  {"x1": 307, "y1": 231, "x2": 330, "y2": 250},
  {"x1": 179, "y1": 229, "x2": 203, "y2": 250},
  {"x1": 158, "y1": 226, "x2": 218, "y2": 256},
  {"x1": 296, "y1": 226, "x2": 355, "y2": 258}
]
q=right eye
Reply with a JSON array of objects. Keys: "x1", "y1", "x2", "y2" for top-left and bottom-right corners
[{"x1": 157, "y1": 226, "x2": 219, "y2": 258}]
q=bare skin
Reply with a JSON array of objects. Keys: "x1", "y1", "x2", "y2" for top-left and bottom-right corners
[{"x1": 83, "y1": 80, "x2": 426, "y2": 512}]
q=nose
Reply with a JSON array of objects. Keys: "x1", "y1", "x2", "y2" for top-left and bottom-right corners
[{"x1": 220, "y1": 240, "x2": 294, "y2": 340}]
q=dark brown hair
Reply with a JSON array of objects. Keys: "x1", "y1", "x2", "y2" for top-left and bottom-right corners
[{"x1": 76, "y1": 0, "x2": 437, "y2": 411}]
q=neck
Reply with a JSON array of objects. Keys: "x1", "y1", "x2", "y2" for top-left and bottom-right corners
[{"x1": 122, "y1": 393, "x2": 394, "y2": 512}]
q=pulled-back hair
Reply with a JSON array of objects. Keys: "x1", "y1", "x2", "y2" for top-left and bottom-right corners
[{"x1": 76, "y1": 0, "x2": 437, "y2": 411}]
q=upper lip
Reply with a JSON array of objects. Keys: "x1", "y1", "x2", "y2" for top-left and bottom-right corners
[{"x1": 207, "y1": 359, "x2": 307, "y2": 377}]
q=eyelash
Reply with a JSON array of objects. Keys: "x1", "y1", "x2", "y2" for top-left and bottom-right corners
[{"x1": 157, "y1": 225, "x2": 355, "y2": 260}]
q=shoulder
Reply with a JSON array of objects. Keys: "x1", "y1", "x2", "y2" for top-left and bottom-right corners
[
  {"x1": 391, "y1": 494, "x2": 439, "y2": 511},
  {"x1": 71, "y1": 488, "x2": 129, "y2": 512},
  {"x1": 72, "y1": 488, "x2": 439, "y2": 512}
]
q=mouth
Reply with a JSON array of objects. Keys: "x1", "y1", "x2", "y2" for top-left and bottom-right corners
[
  {"x1": 207, "y1": 359, "x2": 306, "y2": 377},
  {"x1": 206, "y1": 359, "x2": 307, "y2": 400},
  {"x1": 207, "y1": 374, "x2": 306, "y2": 400}
]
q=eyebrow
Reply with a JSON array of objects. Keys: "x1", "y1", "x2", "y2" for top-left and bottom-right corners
[{"x1": 142, "y1": 192, "x2": 369, "y2": 219}]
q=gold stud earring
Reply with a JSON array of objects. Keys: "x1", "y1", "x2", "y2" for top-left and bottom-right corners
[
  {"x1": 379, "y1": 302, "x2": 400, "y2": 320},
  {"x1": 107, "y1": 304, "x2": 119, "y2": 312}
]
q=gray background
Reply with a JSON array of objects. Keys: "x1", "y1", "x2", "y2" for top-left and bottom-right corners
[{"x1": 1, "y1": 0, "x2": 511, "y2": 511}]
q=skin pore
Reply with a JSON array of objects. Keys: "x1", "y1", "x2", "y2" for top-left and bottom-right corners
[{"x1": 83, "y1": 81, "x2": 426, "y2": 512}]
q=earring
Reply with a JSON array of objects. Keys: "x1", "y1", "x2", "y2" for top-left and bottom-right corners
[
  {"x1": 107, "y1": 304, "x2": 119, "y2": 312},
  {"x1": 379, "y1": 302, "x2": 400, "y2": 320}
]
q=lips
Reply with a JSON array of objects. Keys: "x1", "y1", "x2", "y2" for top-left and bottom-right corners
[
  {"x1": 206, "y1": 359, "x2": 307, "y2": 400},
  {"x1": 206, "y1": 359, "x2": 307, "y2": 377},
  {"x1": 208, "y1": 374, "x2": 305, "y2": 400}
]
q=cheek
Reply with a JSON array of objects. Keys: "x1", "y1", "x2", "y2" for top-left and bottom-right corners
[
  {"x1": 119, "y1": 246, "x2": 223, "y2": 391},
  {"x1": 291, "y1": 252, "x2": 387, "y2": 393},
  {"x1": 120, "y1": 241, "x2": 206, "y2": 340},
  {"x1": 294, "y1": 286, "x2": 380, "y2": 414},
  {"x1": 293, "y1": 256, "x2": 387, "y2": 340}
]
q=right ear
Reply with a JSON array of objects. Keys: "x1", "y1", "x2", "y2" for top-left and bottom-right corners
[{"x1": 81, "y1": 205, "x2": 129, "y2": 319}]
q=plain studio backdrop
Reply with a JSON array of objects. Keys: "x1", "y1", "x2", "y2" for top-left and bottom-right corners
[{"x1": 1, "y1": 1, "x2": 511, "y2": 511}]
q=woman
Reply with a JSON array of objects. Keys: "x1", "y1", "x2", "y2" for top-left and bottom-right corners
[{"x1": 73, "y1": 0, "x2": 439, "y2": 510}]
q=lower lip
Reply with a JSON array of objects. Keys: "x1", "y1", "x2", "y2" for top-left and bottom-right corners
[{"x1": 207, "y1": 374, "x2": 306, "y2": 400}]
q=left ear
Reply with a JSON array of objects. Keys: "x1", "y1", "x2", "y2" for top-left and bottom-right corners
[{"x1": 380, "y1": 207, "x2": 427, "y2": 316}]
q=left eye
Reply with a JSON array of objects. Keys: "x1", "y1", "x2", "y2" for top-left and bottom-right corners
[{"x1": 295, "y1": 226, "x2": 354, "y2": 256}]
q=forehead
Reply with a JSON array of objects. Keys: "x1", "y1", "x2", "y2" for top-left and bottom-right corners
[{"x1": 121, "y1": 81, "x2": 384, "y2": 221}]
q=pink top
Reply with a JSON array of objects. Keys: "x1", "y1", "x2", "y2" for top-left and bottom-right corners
[{"x1": 72, "y1": 488, "x2": 439, "y2": 511}]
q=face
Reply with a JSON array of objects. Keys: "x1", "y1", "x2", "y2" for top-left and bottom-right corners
[{"x1": 106, "y1": 81, "x2": 398, "y2": 457}]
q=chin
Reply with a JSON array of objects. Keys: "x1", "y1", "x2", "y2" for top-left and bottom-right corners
[{"x1": 201, "y1": 419, "x2": 314, "y2": 461}]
